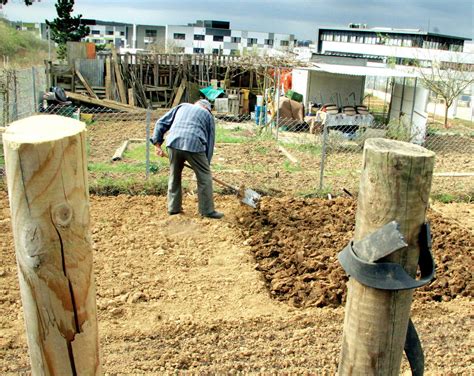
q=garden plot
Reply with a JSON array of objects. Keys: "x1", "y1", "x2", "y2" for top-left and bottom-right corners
[{"x1": 1, "y1": 191, "x2": 473, "y2": 374}]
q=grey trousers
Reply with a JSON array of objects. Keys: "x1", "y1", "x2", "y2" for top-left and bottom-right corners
[{"x1": 168, "y1": 147, "x2": 215, "y2": 215}]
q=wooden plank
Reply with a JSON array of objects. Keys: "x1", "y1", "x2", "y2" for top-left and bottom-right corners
[
  {"x1": 112, "y1": 140, "x2": 130, "y2": 161},
  {"x1": 128, "y1": 88, "x2": 135, "y2": 107},
  {"x1": 3, "y1": 116, "x2": 101, "y2": 375},
  {"x1": 75, "y1": 69, "x2": 98, "y2": 99},
  {"x1": 338, "y1": 138, "x2": 435, "y2": 375},
  {"x1": 111, "y1": 47, "x2": 127, "y2": 104},
  {"x1": 278, "y1": 145, "x2": 298, "y2": 164},
  {"x1": 65, "y1": 91, "x2": 145, "y2": 112},
  {"x1": 172, "y1": 78, "x2": 187, "y2": 107},
  {"x1": 105, "y1": 57, "x2": 113, "y2": 100}
]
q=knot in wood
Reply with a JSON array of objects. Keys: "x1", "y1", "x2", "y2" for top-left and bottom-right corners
[{"x1": 52, "y1": 203, "x2": 73, "y2": 227}]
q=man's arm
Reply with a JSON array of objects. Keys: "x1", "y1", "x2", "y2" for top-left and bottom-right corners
[
  {"x1": 206, "y1": 114, "x2": 215, "y2": 163},
  {"x1": 150, "y1": 106, "x2": 181, "y2": 155}
]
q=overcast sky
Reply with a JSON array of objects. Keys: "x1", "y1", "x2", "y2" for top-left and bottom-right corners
[{"x1": 2, "y1": 0, "x2": 473, "y2": 40}]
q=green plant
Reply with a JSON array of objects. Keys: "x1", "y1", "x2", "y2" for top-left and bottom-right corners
[{"x1": 386, "y1": 116, "x2": 417, "y2": 142}]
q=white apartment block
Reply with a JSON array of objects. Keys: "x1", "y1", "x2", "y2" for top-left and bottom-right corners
[
  {"x1": 316, "y1": 24, "x2": 473, "y2": 65},
  {"x1": 166, "y1": 20, "x2": 296, "y2": 55}
]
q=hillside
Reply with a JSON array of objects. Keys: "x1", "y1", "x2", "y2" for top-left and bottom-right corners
[{"x1": 0, "y1": 18, "x2": 51, "y2": 67}]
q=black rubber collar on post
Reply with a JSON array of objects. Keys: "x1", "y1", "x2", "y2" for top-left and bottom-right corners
[{"x1": 338, "y1": 222, "x2": 435, "y2": 291}]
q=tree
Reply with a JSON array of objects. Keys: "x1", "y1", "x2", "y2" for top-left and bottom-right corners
[
  {"x1": 417, "y1": 59, "x2": 474, "y2": 128},
  {"x1": 0, "y1": 0, "x2": 34, "y2": 5},
  {"x1": 45, "y1": 0, "x2": 89, "y2": 60}
]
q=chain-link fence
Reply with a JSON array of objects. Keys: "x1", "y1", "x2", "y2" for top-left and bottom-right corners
[{"x1": 1, "y1": 66, "x2": 472, "y2": 201}]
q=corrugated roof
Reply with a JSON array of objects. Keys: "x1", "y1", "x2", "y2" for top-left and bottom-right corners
[{"x1": 300, "y1": 63, "x2": 417, "y2": 77}]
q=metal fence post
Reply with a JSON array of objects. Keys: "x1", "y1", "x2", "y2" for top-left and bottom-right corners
[
  {"x1": 145, "y1": 106, "x2": 151, "y2": 179},
  {"x1": 275, "y1": 66, "x2": 281, "y2": 142},
  {"x1": 319, "y1": 123, "x2": 329, "y2": 190},
  {"x1": 32, "y1": 66, "x2": 37, "y2": 114}
]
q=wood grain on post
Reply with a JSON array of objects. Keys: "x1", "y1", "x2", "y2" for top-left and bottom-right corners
[
  {"x1": 338, "y1": 138, "x2": 435, "y2": 375},
  {"x1": 3, "y1": 115, "x2": 100, "y2": 375}
]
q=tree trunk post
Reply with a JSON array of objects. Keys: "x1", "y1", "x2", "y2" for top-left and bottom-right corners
[
  {"x1": 338, "y1": 138, "x2": 435, "y2": 375},
  {"x1": 3, "y1": 115, "x2": 100, "y2": 375}
]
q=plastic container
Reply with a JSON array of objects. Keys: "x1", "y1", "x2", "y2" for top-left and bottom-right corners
[
  {"x1": 256, "y1": 95, "x2": 264, "y2": 107},
  {"x1": 255, "y1": 105, "x2": 267, "y2": 125}
]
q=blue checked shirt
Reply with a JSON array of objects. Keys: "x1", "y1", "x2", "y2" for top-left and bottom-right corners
[{"x1": 150, "y1": 103, "x2": 215, "y2": 162}]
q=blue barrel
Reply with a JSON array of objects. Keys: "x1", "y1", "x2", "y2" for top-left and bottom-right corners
[{"x1": 255, "y1": 105, "x2": 266, "y2": 125}]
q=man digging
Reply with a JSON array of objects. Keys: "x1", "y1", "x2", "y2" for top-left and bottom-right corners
[{"x1": 150, "y1": 99, "x2": 224, "y2": 219}]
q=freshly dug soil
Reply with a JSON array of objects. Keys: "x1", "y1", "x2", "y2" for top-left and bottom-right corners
[
  {"x1": 1, "y1": 192, "x2": 472, "y2": 374},
  {"x1": 236, "y1": 197, "x2": 474, "y2": 308}
]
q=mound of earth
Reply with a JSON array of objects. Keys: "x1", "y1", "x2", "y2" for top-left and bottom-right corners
[{"x1": 236, "y1": 197, "x2": 473, "y2": 308}]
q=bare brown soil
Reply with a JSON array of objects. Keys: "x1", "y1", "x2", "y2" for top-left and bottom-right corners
[
  {"x1": 237, "y1": 196, "x2": 473, "y2": 309},
  {"x1": 1, "y1": 192, "x2": 472, "y2": 374}
]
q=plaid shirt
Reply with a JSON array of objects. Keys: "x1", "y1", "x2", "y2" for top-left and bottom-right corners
[{"x1": 150, "y1": 103, "x2": 215, "y2": 162}]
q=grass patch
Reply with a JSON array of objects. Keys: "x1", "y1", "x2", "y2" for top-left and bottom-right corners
[
  {"x1": 255, "y1": 145, "x2": 269, "y2": 154},
  {"x1": 431, "y1": 192, "x2": 472, "y2": 204},
  {"x1": 297, "y1": 186, "x2": 334, "y2": 198},
  {"x1": 281, "y1": 142, "x2": 322, "y2": 156},
  {"x1": 89, "y1": 176, "x2": 169, "y2": 196},
  {"x1": 283, "y1": 160, "x2": 302, "y2": 173},
  {"x1": 88, "y1": 162, "x2": 145, "y2": 174},
  {"x1": 216, "y1": 126, "x2": 248, "y2": 143}
]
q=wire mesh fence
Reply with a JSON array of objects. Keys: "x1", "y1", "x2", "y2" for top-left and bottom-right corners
[{"x1": 0, "y1": 71, "x2": 472, "y2": 201}]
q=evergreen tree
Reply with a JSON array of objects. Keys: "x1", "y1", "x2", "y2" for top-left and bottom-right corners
[{"x1": 45, "y1": 0, "x2": 89, "y2": 60}]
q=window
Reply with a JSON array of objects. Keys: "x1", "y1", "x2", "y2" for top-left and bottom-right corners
[
  {"x1": 173, "y1": 33, "x2": 185, "y2": 40},
  {"x1": 213, "y1": 35, "x2": 224, "y2": 42},
  {"x1": 231, "y1": 36, "x2": 241, "y2": 43},
  {"x1": 120, "y1": 31, "x2": 125, "y2": 36},
  {"x1": 193, "y1": 47, "x2": 204, "y2": 53},
  {"x1": 280, "y1": 40, "x2": 289, "y2": 47},
  {"x1": 264, "y1": 39, "x2": 273, "y2": 46},
  {"x1": 194, "y1": 34, "x2": 205, "y2": 40},
  {"x1": 247, "y1": 38, "x2": 257, "y2": 46},
  {"x1": 106, "y1": 30, "x2": 114, "y2": 36},
  {"x1": 91, "y1": 30, "x2": 100, "y2": 35},
  {"x1": 212, "y1": 48, "x2": 219, "y2": 55},
  {"x1": 146, "y1": 30, "x2": 157, "y2": 37}
]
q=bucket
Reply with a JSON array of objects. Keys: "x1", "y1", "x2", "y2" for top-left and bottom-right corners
[{"x1": 256, "y1": 95, "x2": 264, "y2": 107}]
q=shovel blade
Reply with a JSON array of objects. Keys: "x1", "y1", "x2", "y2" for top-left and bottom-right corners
[{"x1": 240, "y1": 188, "x2": 261, "y2": 209}]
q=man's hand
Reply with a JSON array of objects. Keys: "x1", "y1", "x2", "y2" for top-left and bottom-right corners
[{"x1": 155, "y1": 144, "x2": 166, "y2": 158}]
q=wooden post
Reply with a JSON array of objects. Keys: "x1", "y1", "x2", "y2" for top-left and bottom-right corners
[
  {"x1": 338, "y1": 138, "x2": 435, "y2": 375},
  {"x1": 3, "y1": 115, "x2": 101, "y2": 375}
]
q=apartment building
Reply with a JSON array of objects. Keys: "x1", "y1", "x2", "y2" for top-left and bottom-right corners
[
  {"x1": 316, "y1": 24, "x2": 473, "y2": 65},
  {"x1": 80, "y1": 19, "x2": 132, "y2": 48},
  {"x1": 166, "y1": 20, "x2": 296, "y2": 55}
]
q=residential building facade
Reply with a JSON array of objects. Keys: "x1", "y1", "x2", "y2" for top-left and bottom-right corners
[
  {"x1": 166, "y1": 20, "x2": 296, "y2": 55},
  {"x1": 81, "y1": 19, "x2": 133, "y2": 48},
  {"x1": 316, "y1": 24, "x2": 473, "y2": 65}
]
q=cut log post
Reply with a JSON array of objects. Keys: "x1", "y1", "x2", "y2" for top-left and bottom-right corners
[
  {"x1": 111, "y1": 140, "x2": 130, "y2": 161},
  {"x1": 3, "y1": 115, "x2": 101, "y2": 375},
  {"x1": 338, "y1": 138, "x2": 435, "y2": 375}
]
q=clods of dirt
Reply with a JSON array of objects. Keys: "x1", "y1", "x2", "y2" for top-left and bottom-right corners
[{"x1": 237, "y1": 197, "x2": 473, "y2": 308}]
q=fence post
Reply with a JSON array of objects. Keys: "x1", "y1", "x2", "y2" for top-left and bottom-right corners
[
  {"x1": 338, "y1": 138, "x2": 435, "y2": 375},
  {"x1": 275, "y1": 66, "x2": 281, "y2": 142},
  {"x1": 146, "y1": 106, "x2": 151, "y2": 179},
  {"x1": 318, "y1": 123, "x2": 328, "y2": 190},
  {"x1": 3, "y1": 115, "x2": 101, "y2": 375},
  {"x1": 31, "y1": 66, "x2": 37, "y2": 114}
]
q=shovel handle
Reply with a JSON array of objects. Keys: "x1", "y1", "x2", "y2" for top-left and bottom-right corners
[{"x1": 183, "y1": 163, "x2": 238, "y2": 192}]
